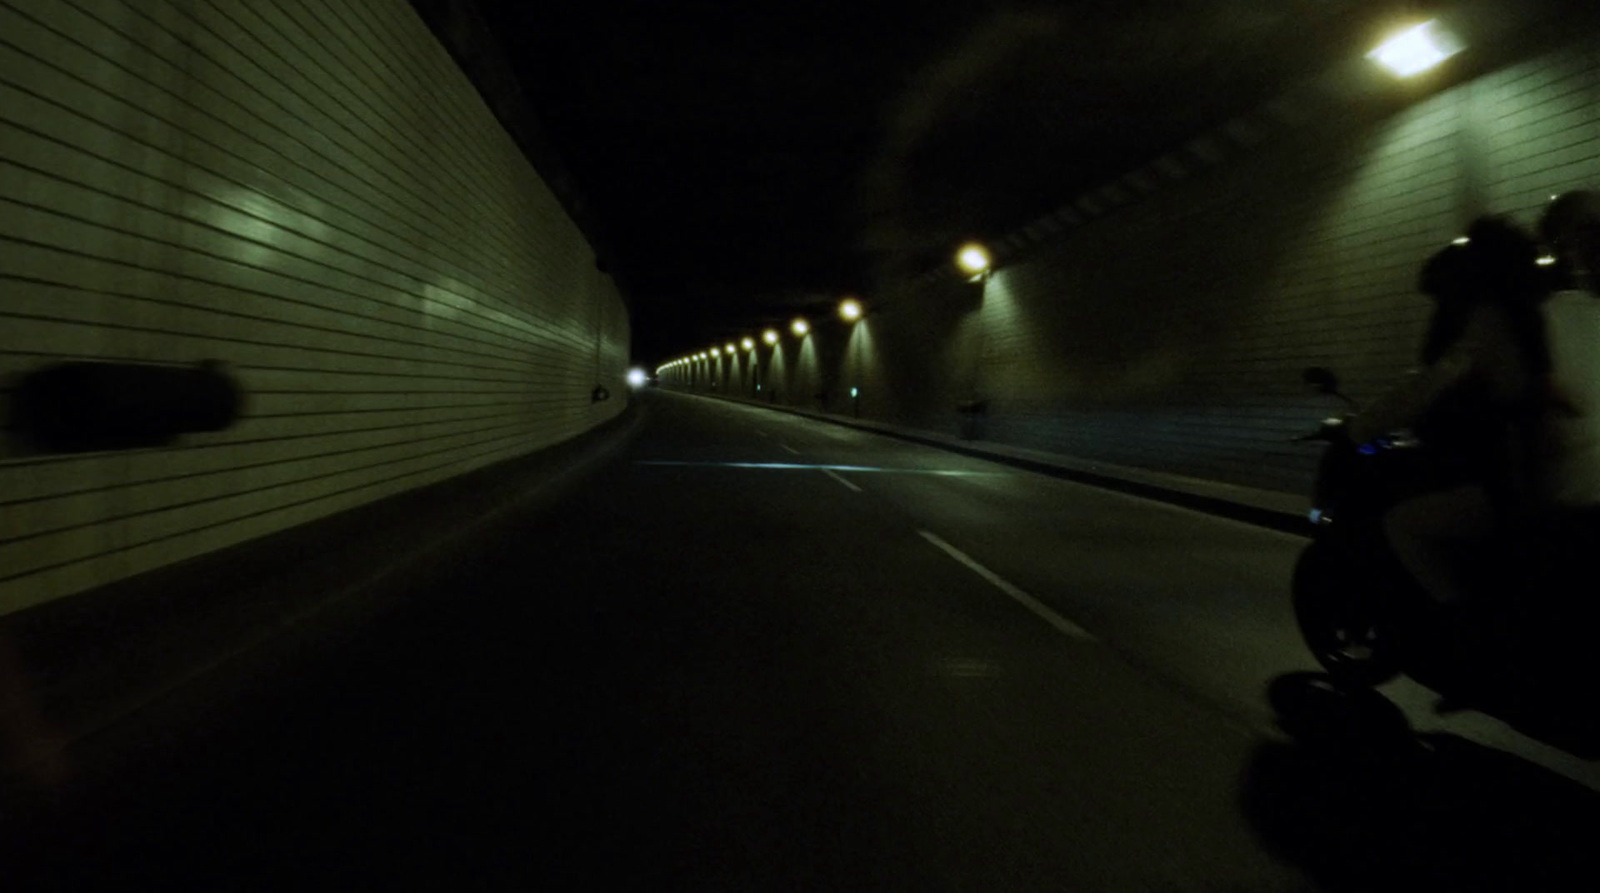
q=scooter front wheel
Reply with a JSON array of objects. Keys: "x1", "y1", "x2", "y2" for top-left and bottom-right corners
[{"x1": 1292, "y1": 541, "x2": 1401, "y2": 688}]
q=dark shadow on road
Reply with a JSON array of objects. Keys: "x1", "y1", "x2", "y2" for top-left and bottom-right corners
[{"x1": 1243, "y1": 672, "x2": 1600, "y2": 891}]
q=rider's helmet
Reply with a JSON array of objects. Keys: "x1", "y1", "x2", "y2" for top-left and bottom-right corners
[{"x1": 1416, "y1": 216, "x2": 1546, "y2": 366}]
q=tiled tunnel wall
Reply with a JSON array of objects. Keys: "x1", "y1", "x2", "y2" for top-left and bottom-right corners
[
  {"x1": 665, "y1": 36, "x2": 1600, "y2": 497},
  {"x1": 0, "y1": 0, "x2": 630, "y2": 615}
]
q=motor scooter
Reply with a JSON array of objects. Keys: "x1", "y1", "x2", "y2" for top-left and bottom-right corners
[{"x1": 1290, "y1": 366, "x2": 1595, "y2": 718}]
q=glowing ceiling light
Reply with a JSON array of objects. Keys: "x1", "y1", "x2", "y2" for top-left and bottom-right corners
[
  {"x1": 763, "y1": 329, "x2": 779, "y2": 345},
  {"x1": 956, "y1": 243, "x2": 990, "y2": 275},
  {"x1": 1452, "y1": 237, "x2": 1470, "y2": 245},
  {"x1": 1368, "y1": 20, "x2": 1462, "y2": 77},
  {"x1": 725, "y1": 342, "x2": 736, "y2": 354},
  {"x1": 839, "y1": 298, "x2": 863, "y2": 322},
  {"x1": 742, "y1": 337, "x2": 755, "y2": 350},
  {"x1": 791, "y1": 318, "x2": 809, "y2": 336},
  {"x1": 1537, "y1": 255, "x2": 1558, "y2": 266}
]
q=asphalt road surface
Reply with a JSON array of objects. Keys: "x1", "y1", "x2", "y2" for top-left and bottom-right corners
[{"x1": 6, "y1": 390, "x2": 1599, "y2": 890}]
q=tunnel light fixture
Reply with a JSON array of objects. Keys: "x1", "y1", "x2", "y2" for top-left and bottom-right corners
[
  {"x1": 850, "y1": 387, "x2": 859, "y2": 398},
  {"x1": 1452, "y1": 236, "x2": 1470, "y2": 245},
  {"x1": 956, "y1": 243, "x2": 990, "y2": 276},
  {"x1": 742, "y1": 337, "x2": 755, "y2": 350},
  {"x1": 1537, "y1": 255, "x2": 1558, "y2": 266},
  {"x1": 1368, "y1": 20, "x2": 1462, "y2": 78},
  {"x1": 763, "y1": 329, "x2": 779, "y2": 345},
  {"x1": 725, "y1": 342, "x2": 737, "y2": 354},
  {"x1": 627, "y1": 368, "x2": 648, "y2": 387},
  {"x1": 839, "y1": 298, "x2": 863, "y2": 322},
  {"x1": 792, "y1": 318, "x2": 809, "y2": 336}
]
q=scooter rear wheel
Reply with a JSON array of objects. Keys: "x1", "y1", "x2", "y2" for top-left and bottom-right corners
[{"x1": 1292, "y1": 542, "x2": 1401, "y2": 688}]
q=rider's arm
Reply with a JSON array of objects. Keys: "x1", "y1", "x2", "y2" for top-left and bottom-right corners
[
  {"x1": 1348, "y1": 304, "x2": 1519, "y2": 444},
  {"x1": 1347, "y1": 354, "x2": 1472, "y2": 444}
]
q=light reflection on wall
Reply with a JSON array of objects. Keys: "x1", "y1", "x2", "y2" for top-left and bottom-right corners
[
  {"x1": 732, "y1": 350, "x2": 749, "y2": 393},
  {"x1": 203, "y1": 189, "x2": 313, "y2": 270},
  {"x1": 766, "y1": 339, "x2": 789, "y2": 401},
  {"x1": 418, "y1": 280, "x2": 465, "y2": 330},
  {"x1": 794, "y1": 334, "x2": 820, "y2": 408},
  {"x1": 842, "y1": 318, "x2": 878, "y2": 412}
]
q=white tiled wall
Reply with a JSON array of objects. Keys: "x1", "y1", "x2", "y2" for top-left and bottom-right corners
[{"x1": 0, "y1": 0, "x2": 629, "y2": 614}]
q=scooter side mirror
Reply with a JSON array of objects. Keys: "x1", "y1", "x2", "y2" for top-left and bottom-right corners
[{"x1": 1301, "y1": 367, "x2": 1340, "y2": 395}]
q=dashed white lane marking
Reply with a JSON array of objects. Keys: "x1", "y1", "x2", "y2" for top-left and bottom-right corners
[
  {"x1": 634, "y1": 461, "x2": 1002, "y2": 476},
  {"x1": 779, "y1": 443, "x2": 800, "y2": 454},
  {"x1": 916, "y1": 530, "x2": 1097, "y2": 642},
  {"x1": 821, "y1": 468, "x2": 863, "y2": 493}
]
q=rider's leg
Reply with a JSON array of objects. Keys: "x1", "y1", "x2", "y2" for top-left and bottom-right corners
[{"x1": 1382, "y1": 485, "x2": 1496, "y2": 605}]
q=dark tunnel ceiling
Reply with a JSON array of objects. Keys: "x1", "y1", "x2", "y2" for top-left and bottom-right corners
[{"x1": 476, "y1": 1, "x2": 1464, "y2": 361}]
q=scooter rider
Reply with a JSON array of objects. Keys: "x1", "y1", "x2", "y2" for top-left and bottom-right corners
[
  {"x1": 1347, "y1": 215, "x2": 1554, "y2": 607},
  {"x1": 1410, "y1": 239, "x2": 1515, "y2": 492},
  {"x1": 1530, "y1": 191, "x2": 1600, "y2": 512}
]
